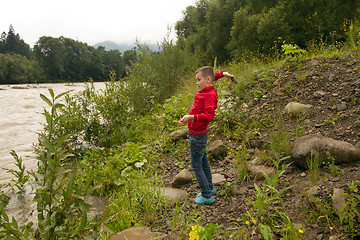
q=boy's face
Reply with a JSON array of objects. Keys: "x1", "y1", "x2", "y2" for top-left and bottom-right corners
[{"x1": 196, "y1": 72, "x2": 212, "y2": 91}]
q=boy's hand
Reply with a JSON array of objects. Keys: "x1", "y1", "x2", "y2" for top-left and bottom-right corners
[
  {"x1": 223, "y1": 72, "x2": 237, "y2": 84},
  {"x1": 179, "y1": 115, "x2": 194, "y2": 126}
]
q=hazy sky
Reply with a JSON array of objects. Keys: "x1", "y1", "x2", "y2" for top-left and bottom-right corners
[{"x1": 1, "y1": 0, "x2": 197, "y2": 47}]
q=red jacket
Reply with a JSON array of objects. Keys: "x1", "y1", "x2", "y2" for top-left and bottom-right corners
[{"x1": 188, "y1": 71, "x2": 223, "y2": 135}]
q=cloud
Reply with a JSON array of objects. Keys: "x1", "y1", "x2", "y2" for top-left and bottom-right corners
[{"x1": 1, "y1": 0, "x2": 196, "y2": 46}]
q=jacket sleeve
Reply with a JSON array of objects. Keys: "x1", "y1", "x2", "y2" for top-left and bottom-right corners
[
  {"x1": 214, "y1": 71, "x2": 224, "y2": 81},
  {"x1": 195, "y1": 94, "x2": 217, "y2": 122}
]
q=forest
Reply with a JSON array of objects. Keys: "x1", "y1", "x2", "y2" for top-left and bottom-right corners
[
  {"x1": 1, "y1": 0, "x2": 359, "y2": 85},
  {"x1": 0, "y1": 26, "x2": 137, "y2": 84}
]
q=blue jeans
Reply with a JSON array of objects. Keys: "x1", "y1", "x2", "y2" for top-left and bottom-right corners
[{"x1": 189, "y1": 133, "x2": 213, "y2": 199}]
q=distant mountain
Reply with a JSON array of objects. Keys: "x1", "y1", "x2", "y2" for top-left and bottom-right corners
[{"x1": 93, "y1": 41, "x2": 160, "y2": 52}]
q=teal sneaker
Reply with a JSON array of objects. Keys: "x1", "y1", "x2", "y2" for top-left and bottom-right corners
[
  {"x1": 196, "y1": 188, "x2": 217, "y2": 199},
  {"x1": 194, "y1": 195, "x2": 215, "y2": 205}
]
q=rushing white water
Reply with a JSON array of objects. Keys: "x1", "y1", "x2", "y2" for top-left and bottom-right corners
[{"x1": 0, "y1": 82, "x2": 105, "y2": 185}]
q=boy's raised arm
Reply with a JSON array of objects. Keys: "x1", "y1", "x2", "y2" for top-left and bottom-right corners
[{"x1": 215, "y1": 71, "x2": 237, "y2": 84}]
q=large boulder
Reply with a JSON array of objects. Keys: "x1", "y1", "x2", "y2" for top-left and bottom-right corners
[
  {"x1": 248, "y1": 163, "x2": 276, "y2": 181},
  {"x1": 212, "y1": 173, "x2": 226, "y2": 184},
  {"x1": 170, "y1": 130, "x2": 188, "y2": 141},
  {"x1": 110, "y1": 227, "x2": 166, "y2": 240},
  {"x1": 159, "y1": 187, "x2": 188, "y2": 204},
  {"x1": 332, "y1": 188, "x2": 347, "y2": 216},
  {"x1": 283, "y1": 102, "x2": 312, "y2": 115},
  {"x1": 171, "y1": 169, "x2": 193, "y2": 187},
  {"x1": 208, "y1": 140, "x2": 226, "y2": 155},
  {"x1": 304, "y1": 185, "x2": 322, "y2": 210},
  {"x1": 291, "y1": 135, "x2": 360, "y2": 169}
]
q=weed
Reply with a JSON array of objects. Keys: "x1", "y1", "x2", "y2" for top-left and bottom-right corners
[
  {"x1": 243, "y1": 156, "x2": 299, "y2": 239},
  {"x1": 189, "y1": 223, "x2": 220, "y2": 240},
  {"x1": 108, "y1": 171, "x2": 168, "y2": 232},
  {"x1": 171, "y1": 201, "x2": 200, "y2": 236},
  {"x1": 324, "y1": 153, "x2": 341, "y2": 176},
  {"x1": 220, "y1": 182, "x2": 233, "y2": 197},
  {"x1": 269, "y1": 119, "x2": 292, "y2": 155},
  {"x1": 339, "y1": 180, "x2": 360, "y2": 237},
  {"x1": 232, "y1": 144, "x2": 251, "y2": 184},
  {"x1": 252, "y1": 89, "x2": 265, "y2": 102},
  {"x1": 159, "y1": 93, "x2": 193, "y2": 132},
  {"x1": 307, "y1": 150, "x2": 320, "y2": 184},
  {"x1": 324, "y1": 114, "x2": 339, "y2": 127},
  {"x1": 175, "y1": 160, "x2": 185, "y2": 169}
]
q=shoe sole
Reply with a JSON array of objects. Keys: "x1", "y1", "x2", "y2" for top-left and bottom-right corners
[
  {"x1": 196, "y1": 188, "x2": 216, "y2": 199},
  {"x1": 194, "y1": 197, "x2": 215, "y2": 205}
]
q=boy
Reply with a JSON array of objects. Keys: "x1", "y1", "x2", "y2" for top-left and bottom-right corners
[{"x1": 179, "y1": 66, "x2": 234, "y2": 205}]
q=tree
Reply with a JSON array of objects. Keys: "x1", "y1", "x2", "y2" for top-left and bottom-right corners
[
  {"x1": 61, "y1": 37, "x2": 92, "y2": 81},
  {"x1": 175, "y1": 0, "x2": 209, "y2": 63},
  {"x1": 0, "y1": 32, "x2": 6, "y2": 53},
  {"x1": 0, "y1": 53, "x2": 44, "y2": 84},
  {"x1": 228, "y1": 8, "x2": 262, "y2": 58},
  {"x1": 123, "y1": 49, "x2": 137, "y2": 67},
  {"x1": 0, "y1": 25, "x2": 31, "y2": 58},
  {"x1": 245, "y1": 0, "x2": 279, "y2": 14},
  {"x1": 205, "y1": 0, "x2": 246, "y2": 63},
  {"x1": 87, "y1": 46, "x2": 107, "y2": 81},
  {"x1": 103, "y1": 49, "x2": 125, "y2": 79},
  {"x1": 33, "y1": 36, "x2": 66, "y2": 80}
]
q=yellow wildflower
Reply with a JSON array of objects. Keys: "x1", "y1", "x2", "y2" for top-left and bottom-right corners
[
  {"x1": 252, "y1": 219, "x2": 256, "y2": 224},
  {"x1": 298, "y1": 229, "x2": 304, "y2": 234},
  {"x1": 189, "y1": 225, "x2": 203, "y2": 240},
  {"x1": 245, "y1": 221, "x2": 249, "y2": 225}
]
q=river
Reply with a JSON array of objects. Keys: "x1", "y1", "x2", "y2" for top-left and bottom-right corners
[{"x1": 0, "y1": 82, "x2": 106, "y2": 185}]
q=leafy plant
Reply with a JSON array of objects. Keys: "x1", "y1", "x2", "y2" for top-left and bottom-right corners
[
  {"x1": 6, "y1": 151, "x2": 29, "y2": 195},
  {"x1": 31, "y1": 89, "x2": 95, "y2": 239},
  {"x1": 345, "y1": 21, "x2": 360, "y2": 49},
  {"x1": 175, "y1": 161, "x2": 185, "y2": 169},
  {"x1": 281, "y1": 44, "x2": 307, "y2": 62},
  {"x1": 0, "y1": 89, "x2": 98, "y2": 239},
  {"x1": 158, "y1": 93, "x2": 193, "y2": 132},
  {"x1": 57, "y1": 80, "x2": 132, "y2": 152},
  {"x1": 76, "y1": 142, "x2": 154, "y2": 196},
  {"x1": 324, "y1": 116, "x2": 337, "y2": 127},
  {"x1": 0, "y1": 205, "x2": 33, "y2": 239}
]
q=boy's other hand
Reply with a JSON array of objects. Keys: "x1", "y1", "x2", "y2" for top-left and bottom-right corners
[{"x1": 179, "y1": 115, "x2": 194, "y2": 126}]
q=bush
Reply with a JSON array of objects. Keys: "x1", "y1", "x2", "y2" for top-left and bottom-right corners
[
  {"x1": 56, "y1": 80, "x2": 131, "y2": 153},
  {"x1": 125, "y1": 40, "x2": 196, "y2": 114}
]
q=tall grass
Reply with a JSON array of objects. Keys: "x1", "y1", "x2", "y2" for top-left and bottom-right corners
[{"x1": 107, "y1": 171, "x2": 168, "y2": 232}]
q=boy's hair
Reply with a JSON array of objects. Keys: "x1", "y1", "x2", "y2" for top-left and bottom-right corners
[{"x1": 196, "y1": 66, "x2": 215, "y2": 82}]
